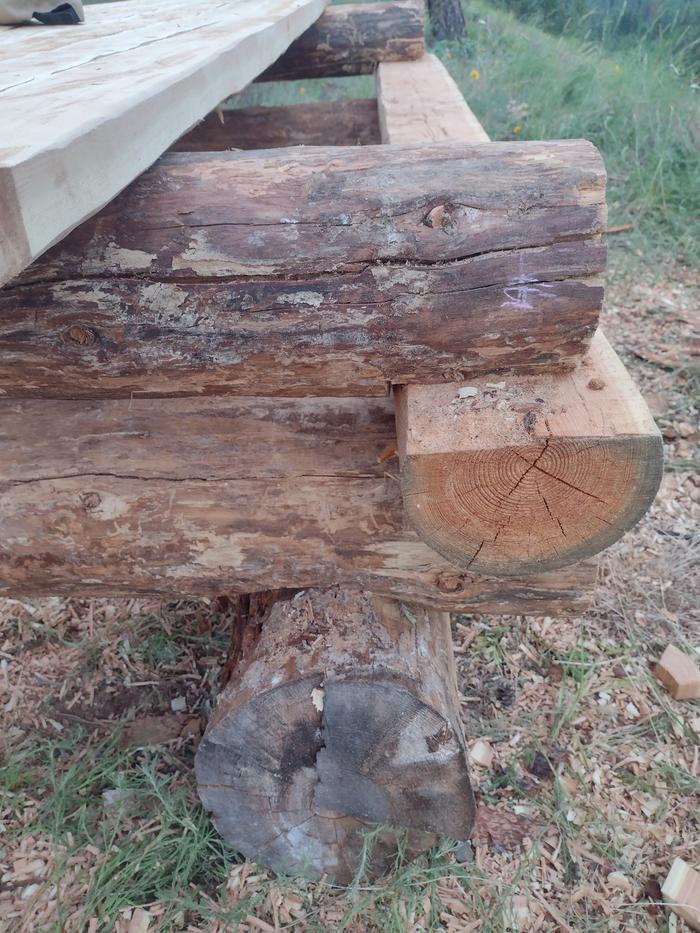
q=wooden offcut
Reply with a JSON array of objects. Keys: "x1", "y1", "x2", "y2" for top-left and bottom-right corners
[
  {"x1": 0, "y1": 0, "x2": 327, "y2": 286},
  {"x1": 196, "y1": 587, "x2": 475, "y2": 883},
  {"x1": 0, "y1": 393, "x2": 595, "y2": 613},
  {"x1": 257, "y1": 0, "x2": 424, "y2": 82},
  {"x1": 655, "y1": 645, "x2": 700, "y2": 700},
  {"x1": 662, "y1": 858, "x2": 700, "y2": 930},
  {"x1": 396, "y1": 331, "x2": 663, "y2": 575},
  {"x1": 1, "y1": 142, "x2": 606, "y2": 398},
  {"x1": 171, "y1": 99, "x2": 381, "y2": 151}
]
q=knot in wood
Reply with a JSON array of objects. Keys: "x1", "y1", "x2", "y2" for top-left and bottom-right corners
[
  {"x1": 64, "y1": 324, "x2": 97, "y2": 346},
  {"x1": 423, "y1": 204, "x2": 452, "y2": 230},
  {"x1": 435, "y1": 572, "x2": 464, "y2": 593},
  {"x1": 587, "y1": 378, "x2": 606, "y2": 391},
  {"x1": 80, "y1": 491, "x2": 101, "y2": 510}
]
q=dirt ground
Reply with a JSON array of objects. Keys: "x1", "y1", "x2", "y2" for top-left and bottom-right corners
[{"x1": 0, "y1": 256, "x2": 698, "y2": 931}]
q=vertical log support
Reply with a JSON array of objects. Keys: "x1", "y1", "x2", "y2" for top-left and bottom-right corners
[{"x1": 196, "y1": 587, "x2": 475, "y2": 883}]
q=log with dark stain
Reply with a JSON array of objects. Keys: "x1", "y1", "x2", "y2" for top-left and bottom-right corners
[
  {"x1": 196, "y1": 586, "x2": 475, "y2": 883},
  {"x1": 257, "y1": 0, "x2": 425, "y2": 82},
  {"x1": 0, "y1": 394, "x2": 595, "y2": 611},
  {"x1": 0, "y1": 141, "x2": 606, "y2": 399},
  {"x1": 171, "y1": 99, "x2": 381, "y2": 152}
]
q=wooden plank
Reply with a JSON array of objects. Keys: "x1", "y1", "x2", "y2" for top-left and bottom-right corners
[
  {"x1": 258, "y1": 0, "x2": 424, "y2": 82},
  {"x1": 377, "y1": 54, "x2": 489, "y2": 144},
  {"x1": 0, "y1": 0, "x2": 327, "y2": 287},
  {"x1": 171, "y1": 99, "x2": 381, "y2": 151},
  {"x1": 395, "y1": 331, "x2": 663, "y2": 575},
  {"x1": 0, "y1": 142, "x2": 606, "y2": 398},
  {"x1": 0, "y1": 394, "x2": 595, "y2": 612}
]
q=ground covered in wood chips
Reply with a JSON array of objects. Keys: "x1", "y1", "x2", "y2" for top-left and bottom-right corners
[{"x1": 0, "y1": 257, "x2": 698, "y2": 931}]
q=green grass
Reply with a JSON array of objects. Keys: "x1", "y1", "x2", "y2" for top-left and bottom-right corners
[{"x1": 435, "y1": 1, "x2": 700, "y2": 266}]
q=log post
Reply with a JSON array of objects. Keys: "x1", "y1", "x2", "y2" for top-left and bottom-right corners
[{"x1": 195, "y1": 586, "x2": 475, "y2": 883}]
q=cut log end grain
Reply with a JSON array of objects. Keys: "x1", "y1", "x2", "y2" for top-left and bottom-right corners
[
  {"x1": 662, "y1": 858, "x2": 700, "y2": 931},
  {"x1": 195, "y1": 588, "x2": 475, "y2": 883},
  {"x1": 655, "y1": 645, "x2": 700, "y2": 700},
  {"x1": 395, "y1": 331, "x2": 662, "y2": 576}
]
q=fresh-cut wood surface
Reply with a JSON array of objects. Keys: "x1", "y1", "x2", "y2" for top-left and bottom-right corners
[
  {"x1": 0, "y1": 0, "x2": 327, "y2": 287},
  {"x1": 1, "y1": 142, "x2": 606, "y2": 398},
  {"x1": 395, "y1": 330, "x2": 663, "y2": 575},
  {"x1": 0, "y1": 393, "x2": 595, "y2": 612}
]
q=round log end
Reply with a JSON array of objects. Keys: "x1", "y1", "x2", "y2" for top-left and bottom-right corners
[
  {"x1": 195, "y1": 588, "x2": 475, "y2": 883},
  {"x1": 402, "y1": 434, "x2": 663, "y2": 577}
]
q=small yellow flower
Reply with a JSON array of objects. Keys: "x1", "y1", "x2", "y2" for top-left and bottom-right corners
[
  {"x1": 298, "y1": 85, "x2": 306, "y2": 95},
  {"x1": 612, "y1": 63, "x2": 622, "y2": 74},
  {"x1": 513, "y1": 125, "x2": 521, "y2": 135},
  {"x1": 469, "y1": 68, "x2": 480, "y2": 80}
]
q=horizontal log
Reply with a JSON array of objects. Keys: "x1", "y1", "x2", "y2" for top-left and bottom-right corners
[
  {"x1": 171, "y1": 99, "x2": 381, "y2": 151},
  {"x1": 257, "y1": 0, "x2": 424, "y2": 82},
  {"x1": 1, "y1": 142, "x2": 606, "y2": 398},
  {"x1": 0, "y1": 395, "x2": 595, "y2": 612},
  {"x1": 395, "y1": 331, "x2": 663, "y2": 575},
  {"x1": 197, "y1": 587, "x2": 474, "y2": 882}
]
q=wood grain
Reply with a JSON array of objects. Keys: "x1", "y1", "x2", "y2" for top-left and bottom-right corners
[
  {"x1": 0, "y1": 0, "x2": 327, "y2": 286},
  {"x1": 257, "y1": 0, "x2": 424, "y2": 82},
  {"x1": 395, "y1": 331, "x2": 663, "y2": 575},
  {"x1": 0, "y1": 394, "x2": 595, "y2": 611},
  {"x1": 1, "y1": 142, "x2": 606, "y2": 398},
  {"x1": 171, "y1": 99, "x2": 381, "y2": 151},
  {"x1": 196, "y1": 587, "x2": 474, "y2": 883}
]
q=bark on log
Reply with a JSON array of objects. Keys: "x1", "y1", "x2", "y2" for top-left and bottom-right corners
[
  {"x1": 395, "y1": 331, "x2": 663, "y2": 575},
  {"x1": 196, "y1": 587, "x2": 475, "y2": 882},
  {"x1": 0, "y1": 142, "x2": 606, "y2": 399},
  {"x1": 171, "y1": 99, "x2": 381, "y2": 151},
  {"x1": 0, "y1": 394, "x2": 595, "y2": 611},
  {"x1": 257, "y1": 0, "x2": 425, "y2": 82}
]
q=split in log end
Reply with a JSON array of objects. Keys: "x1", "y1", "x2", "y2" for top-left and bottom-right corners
[
  {"x1": 395, "y1": 330, "x2": 662, "y2": 577},
  {"x1": 195, "y1": 588, "x2": 475, "y2": 883}
]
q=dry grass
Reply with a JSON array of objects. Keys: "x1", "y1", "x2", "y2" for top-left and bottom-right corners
[{"x1": 0, "y1": 263, "x2": 698, "y2": 931}]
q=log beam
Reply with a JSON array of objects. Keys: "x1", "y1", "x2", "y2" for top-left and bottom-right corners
[
  {"x1": 395, "y1": 331, "x2": 663, "y2": 575},
  {"x1": 257, "y1": 0, "x2": 424, "y2": 82},
  {"x1": 196, "y1": 587, "x2": 475, "y2": 882},
  {"x1": 1, "y1": 142, "x2": 606, "y2": 399},
  {"x1": 0, "y1": 394, "x2": 595, "y2": 612},
  {"x1": 171, "y1": 99, "x2": 381, "y2": 151}
]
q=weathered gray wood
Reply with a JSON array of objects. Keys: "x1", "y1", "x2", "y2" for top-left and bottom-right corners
[
  {"x1": 171, "y1": 99, "x2": 380, "y2": 151},
  {"x1": 1, "y1": 142, "x2": 606, "y2": 399},
  {"x1": 257, "y1": 0, "x2": 424, "y2": 82},
  {"x1": 196, "y1": 587, "x2": 474, "y2": 882},
  {"x1": 0, "y1": 394, "x2": 595, "y2": 611}
]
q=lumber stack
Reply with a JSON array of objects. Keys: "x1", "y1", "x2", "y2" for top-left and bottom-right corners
[{"x1": 0, "y1": 0, "x2": 662, "y2": 883}]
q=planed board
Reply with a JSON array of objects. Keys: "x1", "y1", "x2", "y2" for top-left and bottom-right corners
[{"x1": 0, "y1": 0, "x2": 327, "y2": 286}]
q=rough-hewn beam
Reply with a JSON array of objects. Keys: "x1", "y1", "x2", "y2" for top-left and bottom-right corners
[
  {"x1": 377, "y1": 53, "x2": 488, "y2": 143},
  {"x1": 0, "y1": 395, "x2": 594, "y2": 612},
  {"x1": 196, "y1": 587, "x2": 475, "y2": 883},
  {"x1": 395, "y1": 331, "x2": 663, "y2": 576},
  {"x1": 171, "y1": 99, "x2": 380, "y2": 151},
  {"x1": 1, "y1": 142, "x2": 606, "y2": 399},
  {"x1": 257, "y1": 0, "x2": 424, "y2": 82}
]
